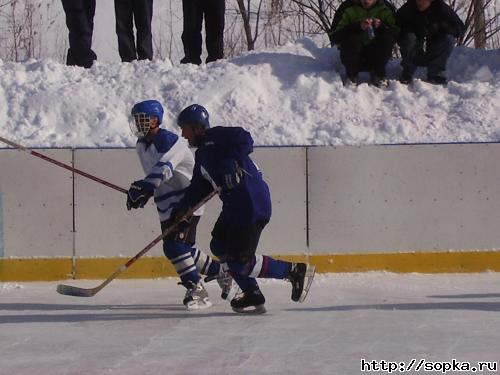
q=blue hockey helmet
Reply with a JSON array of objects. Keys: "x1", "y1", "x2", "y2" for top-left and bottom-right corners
[
  {"x1": 177, "y1": 104, "x2": 210, "y2": 129},
  {"x1": 130, "y1": 100, "x2": 164, "y2": 137}
]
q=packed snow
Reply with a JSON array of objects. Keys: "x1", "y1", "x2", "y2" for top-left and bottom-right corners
[{"x1": 0, "y1": 39, "x2": 499, "y2": 149}]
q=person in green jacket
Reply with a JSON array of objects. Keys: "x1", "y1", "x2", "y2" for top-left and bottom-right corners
[{"x1": 330, "y1": 0, "x2": 399, "y2": 87}]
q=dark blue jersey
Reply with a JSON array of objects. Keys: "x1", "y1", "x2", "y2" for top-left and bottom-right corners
[{"x1": 179, "y1": 126, "x2": 272, "y2": 228}]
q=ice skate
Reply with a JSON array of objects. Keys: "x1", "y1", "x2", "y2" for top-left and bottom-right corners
[
  {"x1": 289, "y1": 263, "x2": 315, "y2": 302},
  {"x1": 230, "y1": 289, "x2": 266, "y2": 314},
  {"x1": 204, "y1": 267, "x2": 240, "y2": 300},
  {"x1": 181, "y1": 281, "x2": 213, "y2": 310},
  {"x1": 216, "y1": 268, "x2": 241, "y2": 300}
]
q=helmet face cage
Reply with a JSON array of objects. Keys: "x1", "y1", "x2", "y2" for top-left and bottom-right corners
[{"x1": 130, "y1": 112, "x2": 153, "y2": 138}]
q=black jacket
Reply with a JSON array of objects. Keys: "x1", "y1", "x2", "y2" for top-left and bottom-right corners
[{"x1": 396, "y1": 0, "x2": 465, "y2": 39}]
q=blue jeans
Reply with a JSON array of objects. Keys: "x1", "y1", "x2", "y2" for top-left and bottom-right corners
[{"x1": 399, "y1": 32, "x2": 455, "y2": 78}]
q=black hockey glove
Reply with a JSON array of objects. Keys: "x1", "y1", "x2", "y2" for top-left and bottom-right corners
[
  {"x1": 126, "y1": 180, "x2": 154, "y2": 210},
  {"x1": 218, "y1": 158, "x2": 243, "y2": 191}
]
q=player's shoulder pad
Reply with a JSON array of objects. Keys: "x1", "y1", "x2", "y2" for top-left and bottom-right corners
[{"x1": 153, "y1": 129, "x2": 178, "y2": 153}]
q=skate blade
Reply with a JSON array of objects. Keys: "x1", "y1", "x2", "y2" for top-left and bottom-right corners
[
  {"x1": 232, "y1": 304, "x2": 267, "y2": 314},
  {"x1": 298, "y1": 265, "x2": 316, "y2": 303},
  {"x1": 186, "y1": 298, "x2": 213, "y2": 311}
]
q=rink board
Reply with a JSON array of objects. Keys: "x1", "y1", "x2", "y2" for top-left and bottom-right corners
[
  {"x1": 73, "y1": 149, "x2": 163, "y2": 260},
  {"x1": 1, "y1": 144, "x2": 500, "y2": 280},
  {"x1": 0, "y1": 149, "x2": 73, "y2": 258},
  {"x1": 72, "y1": 148, "x2": 307, "y2": 260},
  {"x1": 308, "y1": 144, "x2": 500, "y2": 253}
]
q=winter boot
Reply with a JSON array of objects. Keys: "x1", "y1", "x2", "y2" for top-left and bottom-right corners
[
  {"x1": 289, "y1": 263, "x2": 316, "y2": 303},
  {"x1": 426, "y1": 75, "x2": 448, "y2": 85},
  {"x1": 370, "y1": 72, "x2": 388, "y2": 88},
  {"x1": 230, "y1": 288, "x2": 266, "y2": 314},
  {"x1": 181, "y1": 280, "x2": 212, "y2": 310}
]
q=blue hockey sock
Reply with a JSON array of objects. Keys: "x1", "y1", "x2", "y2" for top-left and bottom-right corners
[
  {"x1": 229, "y1": 255, "x2": 291, "y2": 279},
  {"x1": 227, "y1": 255, "x2": 291, "y2": 291},
  {"x1": 163, "y1": 239, "x2": 200, "y2": 284},
  {"x1": 191, "y1": 247, "x2": 221, "y2": 277}
]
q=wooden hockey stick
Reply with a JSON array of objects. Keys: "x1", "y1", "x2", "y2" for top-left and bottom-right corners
[
  {"x1": 0, "y1": 135, "x2": 127, "y2": 194},
  {"x1": 56, "y1": 188, "x2": 220, "y2": 297}
]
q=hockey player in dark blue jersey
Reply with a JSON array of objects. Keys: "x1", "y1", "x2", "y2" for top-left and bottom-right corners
[
  {"x1": 126, "y1": 100, "x2": 232, "y2": 310},
  {"x1": 172, "y1": 104, "x2": 315, "y2": 314}
]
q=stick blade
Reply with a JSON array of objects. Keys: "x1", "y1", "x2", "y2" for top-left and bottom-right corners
[{"x1": 57, "y1": 284, "x2": 96, "y2": 297}]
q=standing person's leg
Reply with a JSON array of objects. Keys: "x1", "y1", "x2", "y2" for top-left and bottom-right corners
[
  {"x1": 132, "y1": 0, "x2": 153, "y2": 60},
  {"x1": 114, "y1": 0, "x2": 137, "y2": 62},
  {"x1": 203, "y1": 0, "x2": 225, "y2": 63},
  {"x1": 181, "y1": 0, "x2": 203, "y2": 65},
  {"x1": 424, "y1": 33, "x2": 455, "y2": 83},
  {"x1": 61, "y1": 0, "x2": 97, "y2": 68}
]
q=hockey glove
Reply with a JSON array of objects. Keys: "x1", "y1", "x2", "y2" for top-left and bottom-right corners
[
  {"x1": 126, "y1": 180, "x2": 154, "y2": 210},
  {"x1": 218, "y1": 158, "x2": 243, "y2": 191}
]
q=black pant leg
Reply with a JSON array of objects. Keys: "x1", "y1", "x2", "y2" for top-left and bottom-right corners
[
  {"x1": 203, "y1": 0, "x2": 225, "y2": 63},
  {"x1": 339, "y1": 33, "x2": 365, "y2": 78},
  {"x1": 61, "y1": 0, "x2": 97, "y2": 68},
  {"x1": 425, "y1": 33, "x2": 455, "y2": 77},
  {"x1": 132, "y1": 0, "x2": 153, "y2": 60},
  {"x1": 181, "y1": 0, "x2": 203, "y2": 64},
  {"x1": 114, "y1": 0, "x2": 136, "y2": 62},
  {"x1": 364, "y1": 28, "x2": 396, "y2": 77}
]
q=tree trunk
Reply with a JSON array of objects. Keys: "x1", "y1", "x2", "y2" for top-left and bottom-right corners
[
  {"x1": 236, "y1": 0, "x2": 255, "y2": 50},
  {"x1": 473, "y1": 0, "x2": 487, "y2": 49}
]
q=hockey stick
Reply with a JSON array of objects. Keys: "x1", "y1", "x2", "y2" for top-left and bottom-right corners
[
  {"x1": 56, "y1": 188, "x2": 220, "y2": 297},
  {"x1": 0, "y1": 135, "x2": 127, "y2": 194}
]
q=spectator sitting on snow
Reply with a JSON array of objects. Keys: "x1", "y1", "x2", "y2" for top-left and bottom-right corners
[
  {"x1": 330, "y1": 0, "x2": 399, "y2": 87},
  {"x1": 396, "y1": 0, "x2": 465, "y2": 85}
]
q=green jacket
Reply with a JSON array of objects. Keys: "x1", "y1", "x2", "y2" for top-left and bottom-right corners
[{"x1": 331, "y1": 0, "x2": 399, "y2": 45}]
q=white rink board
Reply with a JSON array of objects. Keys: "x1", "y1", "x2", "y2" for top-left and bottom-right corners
[
  {"x1": 0, "y1": 149, "x2": 73, "y2": 257},
  {"x1": 195, "y1": 147, "x2": 308, "y2": 254},
  {"x1": 308, "y1": 144, "x2": 500, "y2": 253},
  {"x1": 74, "y1": 148, "x2": 307, "y2": 257},
  {"x1": 73, "y1": 149, "x2": 162, "y2": 257},
  {"x1": 4, "y1": 144, "x2": 500, "y2": 258}
]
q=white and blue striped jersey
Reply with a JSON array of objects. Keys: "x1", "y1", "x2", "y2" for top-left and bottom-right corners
[{"x1": 136, "y1": 129, "x2": 203, "y2": 222}]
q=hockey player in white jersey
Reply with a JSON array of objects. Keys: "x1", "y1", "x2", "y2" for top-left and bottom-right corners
[{"x1": 126, "y1": 99, "x2": 231, "y2": 310}]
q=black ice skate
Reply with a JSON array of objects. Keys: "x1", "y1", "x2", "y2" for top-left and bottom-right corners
[
  {"x1": 289, "y1": 263, "x2": 316, "y2": 302},
  {"x1": 230, "y1": 288, "x2": 266, "y2": 314},
  {"x1": 181, "y1": 280, "x2": 213, "y2": 310}
]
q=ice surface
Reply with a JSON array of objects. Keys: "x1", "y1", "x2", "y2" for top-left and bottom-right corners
[{"x1": 1, "y1": 273, "x2": 500, "y2": 375}]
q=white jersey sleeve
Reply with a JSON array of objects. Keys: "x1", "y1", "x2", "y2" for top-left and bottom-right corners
[{"x1": 136, "y1": 130, "x2": 204, "y2": 221}]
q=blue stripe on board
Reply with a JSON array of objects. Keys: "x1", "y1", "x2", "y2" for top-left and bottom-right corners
[{"x1": 0, "y1": 193, "x2": 4, "y2": 258}]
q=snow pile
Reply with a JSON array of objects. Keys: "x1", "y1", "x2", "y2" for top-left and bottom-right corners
[{"x1": 0, "y1": 38, "x2": 499, "y2": 148}]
